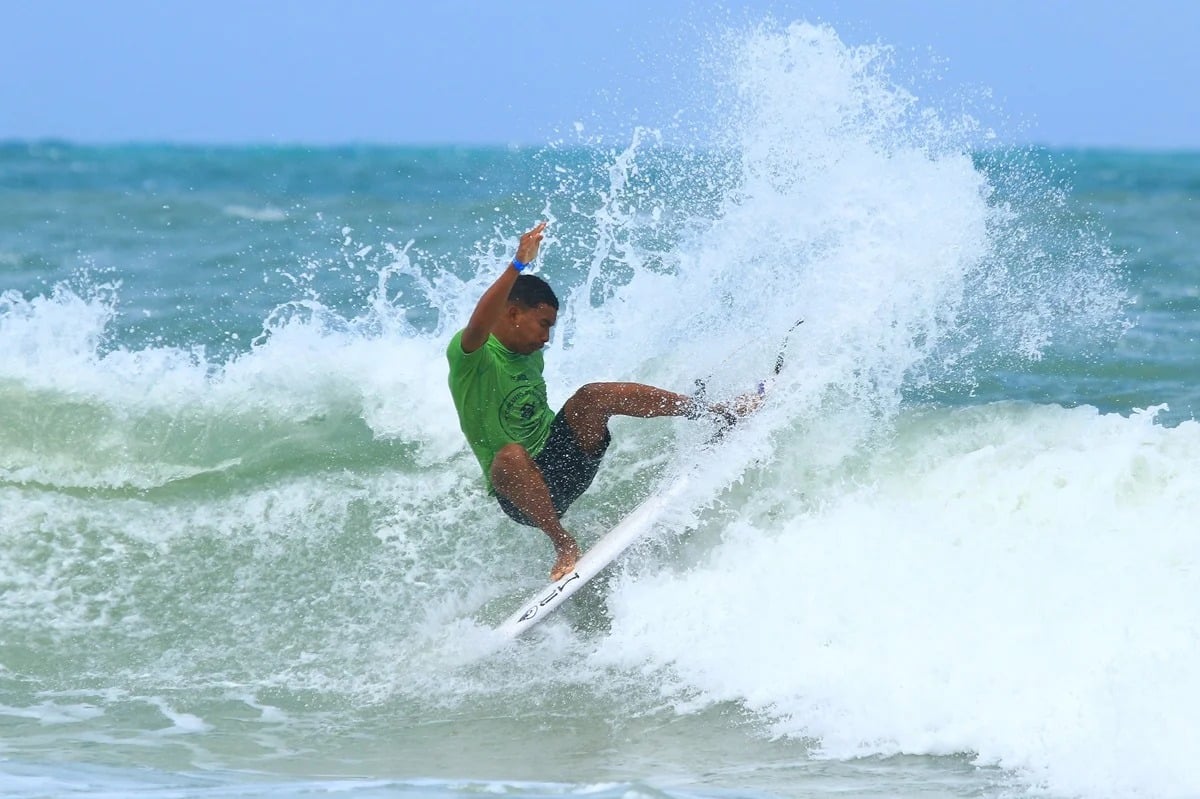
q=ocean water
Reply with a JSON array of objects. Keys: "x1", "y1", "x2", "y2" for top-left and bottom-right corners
[{"x1": 2, "y1": 20, "x2": 1199, "y2": 799}]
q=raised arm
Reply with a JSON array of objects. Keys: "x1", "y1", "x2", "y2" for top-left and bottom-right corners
[{"x1": 460, "y1": 221, "x2": 546, "y2": 353}]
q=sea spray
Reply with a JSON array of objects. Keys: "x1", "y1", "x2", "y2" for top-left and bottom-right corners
[{"x1": 580, "y1": 23, "x2": 1181, "y2": 799}]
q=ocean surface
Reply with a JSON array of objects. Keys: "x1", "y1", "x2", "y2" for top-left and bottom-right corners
[{"x1": 2, "y1": 21, "x2": 1198, "y2": 799}]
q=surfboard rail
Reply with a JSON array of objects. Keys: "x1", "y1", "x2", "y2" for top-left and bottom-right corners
[
  {"x1": 494, "y1": 319, "x2": 803, "y2": 640},
  {"x1": 493, "y1": 476, "x2": 691, "y2": 639}
]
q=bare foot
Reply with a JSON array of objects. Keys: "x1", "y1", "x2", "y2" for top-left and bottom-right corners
[
  {"x1": 727, "y1": 389, "x2": 766, "y2": 417},
  {"x1": 550, "y1": 542, "x2": 581, "y2": 581}
]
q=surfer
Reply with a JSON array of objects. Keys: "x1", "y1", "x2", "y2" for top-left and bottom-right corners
[{"x1": 447, "y1": 221, "x2": 752, "y2": 581}]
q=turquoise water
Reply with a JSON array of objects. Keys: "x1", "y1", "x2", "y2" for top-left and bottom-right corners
[{"x1": 2, "y1": 20, "x2": 1199, "y2": 799}]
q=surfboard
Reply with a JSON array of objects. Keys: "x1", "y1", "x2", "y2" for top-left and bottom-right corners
[
  {"x1": 493, "y1": 475, "x2": 692, "y2": 639},
  {"x1": 494, "y1": 319, "x2": 804, "y2": 640}
]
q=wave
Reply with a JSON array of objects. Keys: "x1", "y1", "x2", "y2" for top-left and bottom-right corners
[
  {"x1": 2, "y1": 398, "x2": 1194, "y2": 798},
  {"x1": 599, "y1": 401, "x2": 1200, "y2": 798},
  {"x1": 0, "y1": 17, "x2": 1170, "y2": 799}
]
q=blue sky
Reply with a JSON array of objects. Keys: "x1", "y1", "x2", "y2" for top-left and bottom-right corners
[{"x1": 4, "y1": 0, "x2": 1197, "y2": 149}]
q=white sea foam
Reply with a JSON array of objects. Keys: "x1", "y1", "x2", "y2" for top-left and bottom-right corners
[
  {"x1": 0, "y1": 701, "x2": 104, "y2": 725},
  {"x1": 532, "y1": 21, "x2": 1159, "y2": 799},
  {"x1": 598, "y1": 403, "x2": 1200, "y2": 799},
  {"x1": 145, "y1": 697, "x2": 212, "y2": 735}
]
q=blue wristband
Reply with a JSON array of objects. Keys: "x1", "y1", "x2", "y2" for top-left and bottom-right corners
[{"x1": 511, "y1": 258, "x2": 528, "y2": 272}]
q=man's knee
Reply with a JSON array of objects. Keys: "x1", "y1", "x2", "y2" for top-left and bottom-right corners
[{"x1": 566, "y1": 382, "x2": 610, "y2": 414}]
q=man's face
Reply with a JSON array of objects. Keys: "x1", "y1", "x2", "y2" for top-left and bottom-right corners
[{"x1": 510, "y1": 303, "x2": 557, "y2": 354}]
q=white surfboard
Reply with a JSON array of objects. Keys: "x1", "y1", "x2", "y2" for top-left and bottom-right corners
[
  {"x1": 494, "y1": 475, "x2": 691, "y2": 639},
  {"x1": 494, "y1": 319, "x2": 803, "y2": 640}
]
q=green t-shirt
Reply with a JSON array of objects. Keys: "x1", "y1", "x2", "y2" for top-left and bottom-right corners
[{"x1": 446, "y1": 330, "x2": 556, "y2": 492}]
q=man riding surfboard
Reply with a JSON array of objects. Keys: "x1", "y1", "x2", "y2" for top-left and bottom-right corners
[{"x1": 446, "y1": 222, "x2": 752, "y2": 580}]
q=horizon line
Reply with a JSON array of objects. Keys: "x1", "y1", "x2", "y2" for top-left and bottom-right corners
[{"x1": 3, "y1": 136, "x2": 1198, "y2": 156}]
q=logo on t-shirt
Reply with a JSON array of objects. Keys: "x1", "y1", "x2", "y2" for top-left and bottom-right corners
[{"x1": 499, "y1": 384, "x2": 544, "y2": 441}]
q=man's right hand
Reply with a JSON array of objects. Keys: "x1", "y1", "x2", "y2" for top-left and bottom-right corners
[
  {"x1": 462, "y1": 221, "x2": 549, "y2": 353},
  {"x1": 515, "y1": 221, "x2": 547, "y2": 267}
]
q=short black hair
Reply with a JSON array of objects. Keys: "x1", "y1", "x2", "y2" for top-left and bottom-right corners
[{"x1": 508, "y1": 274, "x2": 559, "y2": 310}]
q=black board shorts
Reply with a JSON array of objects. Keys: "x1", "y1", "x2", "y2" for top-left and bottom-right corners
[{"x1": 496, "y1": 411, "x2": 610, "y2": 527}]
